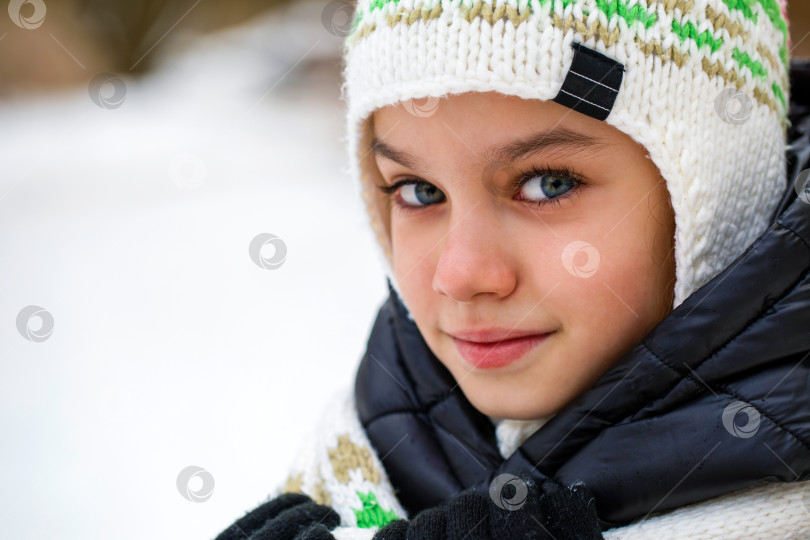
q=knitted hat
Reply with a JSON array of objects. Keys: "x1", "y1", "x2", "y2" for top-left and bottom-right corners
[{"x1": 339, "y1": 0, "x2": 792, "y2": 314}]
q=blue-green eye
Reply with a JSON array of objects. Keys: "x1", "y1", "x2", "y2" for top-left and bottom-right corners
[
  {"x1": 518, "y1": 173, "x2": 577, "y2": 201},
  {"x1": 400, "y1": 181, "x2": 445, "y2": 207},
  {"x1": 375, "y1": 179, "x2": 446, "y2": 212}
]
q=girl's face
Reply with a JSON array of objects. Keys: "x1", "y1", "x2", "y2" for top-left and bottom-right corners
[{"x1": 372, "y1": 92, "x2": 675, "y2": 420}]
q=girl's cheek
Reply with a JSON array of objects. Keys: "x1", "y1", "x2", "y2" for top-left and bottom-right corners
[
  {"x1": 391, "y1": 230, "x2": 437, "y2": 301},
  {"x1": 548, "y1": 233, "x2": 644, "y2": 330}
]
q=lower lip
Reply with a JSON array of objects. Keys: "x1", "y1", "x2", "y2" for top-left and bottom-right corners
[{"x1": 452, "y1": 334, "x2": 551, "y2": 369}]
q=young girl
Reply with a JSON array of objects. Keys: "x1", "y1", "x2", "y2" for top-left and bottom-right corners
[{"x1": 216, "y1": 1, "x2": 810, "y2": 538}]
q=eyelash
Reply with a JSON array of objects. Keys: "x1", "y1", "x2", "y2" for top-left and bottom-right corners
[{"x1": 375, "y1": 163, "x2": 586, "y2": 216}]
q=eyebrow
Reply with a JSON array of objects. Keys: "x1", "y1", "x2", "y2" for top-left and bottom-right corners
[{"x1": 370, "y1": 127, "x2": 608, "y2": 170}]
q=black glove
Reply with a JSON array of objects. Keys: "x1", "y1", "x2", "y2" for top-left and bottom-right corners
[
  {"x1": 214, "y1": 492, "x2": 341, "y2": 540},
  {"x1": 372, "y1": 474, "x2": 603, "y2": 540}
]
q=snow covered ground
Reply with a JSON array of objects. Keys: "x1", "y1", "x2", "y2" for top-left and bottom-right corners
[{"x1": 0, "y1": 4, "x2": 389, "y2": 538}]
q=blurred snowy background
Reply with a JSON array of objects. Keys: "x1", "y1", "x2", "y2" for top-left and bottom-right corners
[
  {"x1": 0, "y1": 1, "x2": 390, "y2": 538},
  {"x1": 1, "y1": 1, "x2": 809, "y2": 539}
]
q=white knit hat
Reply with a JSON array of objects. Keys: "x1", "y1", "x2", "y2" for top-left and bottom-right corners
[{"x1": 339, "y1": 0, "x2": 792, "y2": 314}]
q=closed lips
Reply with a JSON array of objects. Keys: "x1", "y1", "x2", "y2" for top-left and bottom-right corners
[
  {"x1": 447, "y1": 328, "x2": 553, "y2": 343},
  {"x1": 449, "y1": 330, "x2": 554, "y2": 369}
]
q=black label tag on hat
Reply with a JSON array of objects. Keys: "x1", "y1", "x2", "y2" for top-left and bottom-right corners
[{"x1": 552, "y1": 42, "x2": 624, "y2": 121}]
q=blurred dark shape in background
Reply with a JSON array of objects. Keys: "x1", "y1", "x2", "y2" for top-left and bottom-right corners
[
  {"x1": 790, "y1": 2, "x2": 810, "y2": 60},
  {"x1": 0, "y1": 0, "x2": 297, "y2": 97},
  {"x1": 0, "y1": 0, "x2": 807, "y2": 98},
  {"x1": 75, "y1": 0, "x2": 282, "y2": 72}
]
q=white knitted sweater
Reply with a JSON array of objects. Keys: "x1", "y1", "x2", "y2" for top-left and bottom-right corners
[{"x1": 272, "y1": 384, "x2": 810, "y2": 539}]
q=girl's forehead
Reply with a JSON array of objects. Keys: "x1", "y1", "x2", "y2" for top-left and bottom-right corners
[
  {"x1": 371, "y1": 126, "x2": 611, "y2": 169},
  {"x1": 371, "y1": 101, "x2": 622, "y2": 171},
  {"x1": 372, "y1": 92, "x2": 615, "y2": 139}
]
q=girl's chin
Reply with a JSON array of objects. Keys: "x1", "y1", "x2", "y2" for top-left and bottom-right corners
[{"x1": 459, "y1": 381, "x2": 565, "y2": 420}]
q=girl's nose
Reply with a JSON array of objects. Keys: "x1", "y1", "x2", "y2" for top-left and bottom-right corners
[{"x1": 431, "y1": 204, "x2": 517, "y2": 304}]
